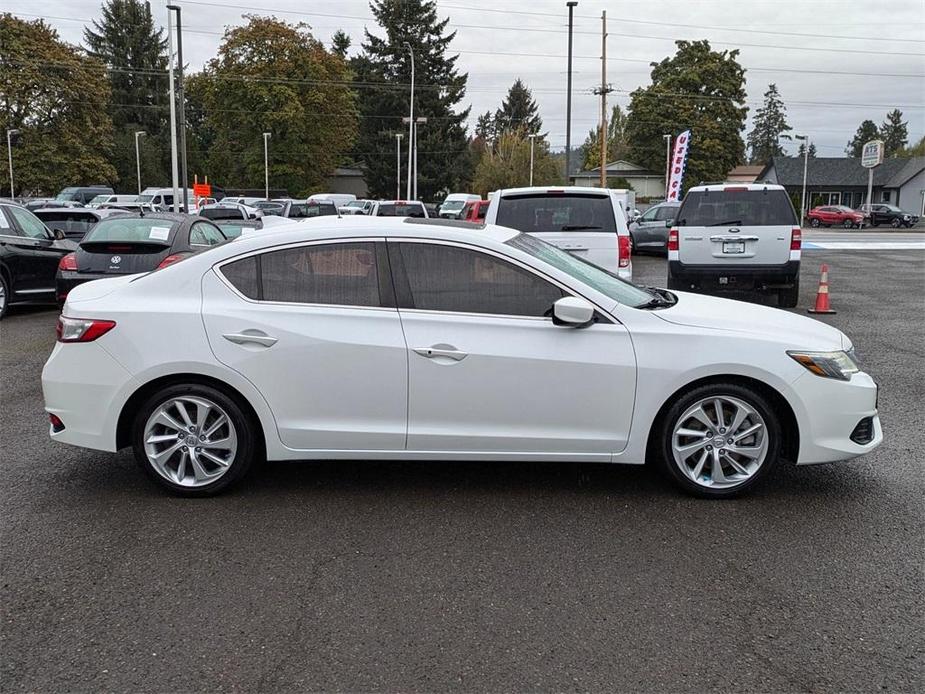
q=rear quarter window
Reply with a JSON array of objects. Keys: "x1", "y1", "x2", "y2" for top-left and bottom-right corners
[{"x1": 677, "y1": 190, "x2": 797, "y2": 227}]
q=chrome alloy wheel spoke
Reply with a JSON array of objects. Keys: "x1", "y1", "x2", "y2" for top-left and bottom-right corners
[
  {"x1": 671, "y1": 395, "x2": 769, "y2": 489},
  {"x1": 143, "y1": 396, "x2": 237, "y2": 488}
]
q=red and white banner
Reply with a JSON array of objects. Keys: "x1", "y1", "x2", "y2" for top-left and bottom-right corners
[{"x1": 666, "y1": 130, "x2": 691, "y2": 202}]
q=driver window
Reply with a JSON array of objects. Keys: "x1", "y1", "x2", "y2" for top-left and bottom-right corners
[
  {"x1": 8, "y1": 205, "x2": 50, "y2": 239},
  {"x1": 641, "y1": 207, "x2": 659, "y2": 222}
]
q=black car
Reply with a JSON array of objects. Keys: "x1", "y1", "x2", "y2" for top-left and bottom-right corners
[
  {"x1": 253, "y1": 199, "x2": 339, "y2": 218},
  {"x1": 857, "y1": 203, "x2": 920, "y2": 228},
  {"x1": 0, "y1": 202, "x2": 76, "y2": 319},
  {"x1": 56, "y1": 213, "x2": 228, "y2": 305},
  {"x1": 33, "y1": 207, "x2": 127, "y2": 241}
]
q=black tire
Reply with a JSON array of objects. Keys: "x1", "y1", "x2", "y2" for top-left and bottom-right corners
[
  {"x1": 843, "y1": 219, "x2": 853, "y2": 229},
  {"x1": 131, "y1": 383, "x2": 257, "y2": 496},
  {"x1": 810, "y1": 218, "x2": 820, "y2": 228},
  {"x1": 0, "y1": 273, "x2": 8, "y2": 321},
  {"x1": 654, "y1": 382, "x2": 782, "y2": 499},
  {"x1": 629, "y1": 232, "x2": 637, "y2": 255},
  {"x1": 778, "y1": 274, "x2": 800, "y2": 308},
  {"x1": 890, "y1": 218, "x2": 901, "y2": 228}
]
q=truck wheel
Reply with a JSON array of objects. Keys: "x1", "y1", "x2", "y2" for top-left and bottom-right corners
[{"x1": 778, "y1": 275, "x2": 799, "y2": 308}]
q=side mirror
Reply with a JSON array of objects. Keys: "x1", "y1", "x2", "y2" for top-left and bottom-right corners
[
  {"x1": 52, "y1": 228, "x2": 67, "y2": 240},
  {"x1": 665, "y1": 219, "x2": 675, "y2": 228},
  {"x1": 552, "y1": 296, "x2": 595, "y2": 328}
]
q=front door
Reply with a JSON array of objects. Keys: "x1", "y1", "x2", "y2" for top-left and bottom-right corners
[
  {"x1": 390, "y1": 240, "x2": 636, "y2": 455},
  {"x1": 202, "y1": 239, "x2": 408, "y2": 451},
  {"x1": 4, "y1": 205, "x2": 71, "y2": 296}
]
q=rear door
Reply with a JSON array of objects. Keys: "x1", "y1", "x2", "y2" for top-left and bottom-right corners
[
  {"x1": 675, "y1": 188, "x2": 796, "y2": 266},
  {"x1": 493, "y1": 192, "x2": 619, "y2": 272}
]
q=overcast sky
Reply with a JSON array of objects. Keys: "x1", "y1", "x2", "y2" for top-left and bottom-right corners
[{"x1": 9, "y1": 0, "x2": 925, "y2": 156}]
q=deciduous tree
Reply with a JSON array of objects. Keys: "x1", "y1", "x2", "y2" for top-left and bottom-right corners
[
  {"x1": 471, "y1": 128, "x2": 559, "y2": 196},
  {"x1": 580, "y1": 104, "x2": 628, "y2": 170},
  {"x1": 0, "y1": 14, "x2": 116, "y2": 195}
]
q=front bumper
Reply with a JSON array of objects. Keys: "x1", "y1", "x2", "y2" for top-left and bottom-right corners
[{"x1": 790, "y1": 369, "x2": 882, "y2": 464}]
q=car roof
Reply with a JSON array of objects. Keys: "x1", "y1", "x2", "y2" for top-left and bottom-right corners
[
  {"x1": 687, "y1": 182, "x2": 786, "y2": 193},
  {"x1": 496, "y1": 186, "x2": 617, "y2": 196}
]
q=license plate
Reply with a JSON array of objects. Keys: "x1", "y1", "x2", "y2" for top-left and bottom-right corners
[{"x1": 723, "y1": 241, "x2": 745, "y2": 254}]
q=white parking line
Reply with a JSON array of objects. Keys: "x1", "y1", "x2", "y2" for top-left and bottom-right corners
[{"x1": 804, "y1": 242, "x2": 925, "y2": 250}]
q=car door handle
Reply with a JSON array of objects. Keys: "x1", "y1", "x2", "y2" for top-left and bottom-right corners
[
  {"x1": 413, "y1": 346, "x2": 468, "y2": 361},
  {"x1": 223, "y1": 331, "x2": 278, "y2": 347}
]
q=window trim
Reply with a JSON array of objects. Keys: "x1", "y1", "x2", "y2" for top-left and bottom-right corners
[
  {"x1": 384, "y1": 237, "x2": 616, "y2": 323},
  {"x1": 214, "y1": 237, "x2": 396, "y2": 311}
]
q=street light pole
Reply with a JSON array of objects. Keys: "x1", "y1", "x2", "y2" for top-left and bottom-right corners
[
  {"x1": 263, "y1": 132, "x2": 271, "y2": 200},
  {"x1": 167, "y1": 9, "x2": 179, "y2": 212},
  {"x1": 528, "y1": 133, "x2": 537, "y2": 186},
  {"x1": 404, "y1": 42, "x2": 415, "y2": 201},
  {"x1": 134, "y1": 131, "x2": 146, "y2": 195},
  {"x1": 795, "y1": 134, "x2": 809, "y2": 222},
  {"x1": 564, "y1": 1, "x2": 578, "y2": 183},
  {"x1": 6, "y1": 129, "x2": 19, "y2": 199},
  {"x1": 413, "y1": 117, "x2": 427, "y2": 200},
  {"x1": 663, "y1": 134, "x2": 671, "y2": 198},
  {"x1": 395, "y1": 133, "x2": 403, "y2": 200},
  {"x1": 167, "y1": 5, "x2": 188, "y2": 213}
]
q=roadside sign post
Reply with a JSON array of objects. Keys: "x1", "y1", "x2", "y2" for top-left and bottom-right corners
[{"x1": 861, "y1": 139, "x2": 884, "y2": 212}]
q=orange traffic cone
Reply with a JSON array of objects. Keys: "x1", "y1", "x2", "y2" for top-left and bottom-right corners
[{"x1": 807, "y1": 263, "x2": 837, "y2": 314}]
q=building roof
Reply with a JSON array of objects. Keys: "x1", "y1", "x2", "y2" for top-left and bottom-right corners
[
  {"x1": 758, "y1": 156, "x2": 923, "y2": 187},
  {"x1": 728, "y1": 165, "x2": 764, "y2": 177},
  {"x1": 577, "y1": 159, "x2": 661, "y2": 176}
]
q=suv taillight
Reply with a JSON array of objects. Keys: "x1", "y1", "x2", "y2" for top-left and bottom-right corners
[
  {"x1": 791, "y1": 227, "x2": 802, "y2": 251},
  {"x1": 667, "y1": 228, "x2": 679, "y2": 251},
  {"x1": 58, "y1": 253, "x2": 78, "y2": 271},
  {"x1": 56, "y1": 316, "x2": 116, "y2": 343},
  {"x1": 618, "y1": 235, "x2": 631, "y2": 268}
]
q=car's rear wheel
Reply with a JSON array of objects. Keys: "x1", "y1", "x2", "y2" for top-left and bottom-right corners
[
  {"x1": 0, "y1": 274, "x2": 8, "y2": 320},
  {"x1": 132, "y1": 384, "x2": 256, "y2": 496},
  {"x1": 810, "y1": 218, "x2": 820, "y2": 228},
  {"x1": 655, "y1": 383, "x2": 782, "y2": 498},
  {"x1": 843, "y1": 219, "x2": 854, "y2": 229}
]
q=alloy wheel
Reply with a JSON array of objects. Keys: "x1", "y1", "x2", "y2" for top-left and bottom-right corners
[
  {"x1": 0, "y1": 282, "x2": 6, "y2": 314},
  {"x1": 143, "y1": 395, "x2": 238, "y2": 487},
  {"x1": 671, "y1": 395, "x2": 769, "y2": 489}
]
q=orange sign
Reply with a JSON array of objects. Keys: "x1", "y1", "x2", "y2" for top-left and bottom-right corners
[{"x1": 193, "y1": 183, "x2": 211, "y2": 197}]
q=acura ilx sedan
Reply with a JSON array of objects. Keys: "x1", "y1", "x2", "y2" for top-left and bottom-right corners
[{"x1": 42, "y1": 217, "x2": 882, "y2": 497}]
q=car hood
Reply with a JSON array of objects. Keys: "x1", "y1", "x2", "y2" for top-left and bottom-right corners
[{"x1": 654, "y1": 290, "x2": 847, "y2": 351}]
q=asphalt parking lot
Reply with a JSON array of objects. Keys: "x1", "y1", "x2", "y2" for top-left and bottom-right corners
[{"x1": 1, "y1": 247, "x2": 923, "y2": 692}]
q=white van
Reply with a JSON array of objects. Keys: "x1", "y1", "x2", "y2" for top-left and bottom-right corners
[
  {"x1": 438, "y1": 193, "x2": 481, "y2": 219},
  {"x1": 137, "y1": 187, "x2": 196, "y2": 212},
  {"x1": 308, "y1": 193, "x2": 356, "y2": 209},
  {"x1": 484, "y1": 186, "x2": 632, "y2": 280},
  {"x1": 87, "y1": 194, "x2": 139, "y2": 208}
]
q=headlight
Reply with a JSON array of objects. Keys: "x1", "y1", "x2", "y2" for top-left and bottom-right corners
[{"x1": 787, "y1": 350, "x2": 859, "y2": 381}]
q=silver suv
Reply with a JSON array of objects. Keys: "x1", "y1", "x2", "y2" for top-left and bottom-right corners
[{"x1": 667, "y1": 183, "x2": 801, "y2": 307}]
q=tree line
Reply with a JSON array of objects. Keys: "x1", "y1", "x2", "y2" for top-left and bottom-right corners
[{"x1": 1, "y1": 1, "x2": 920, "y2": 200}]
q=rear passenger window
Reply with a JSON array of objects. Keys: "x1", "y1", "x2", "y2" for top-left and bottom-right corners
[
  {"x1": 262, "y1": 242, "x2": 380, "y2": 306},
  {"x1": 397, "y1": 243, "x2": 563, "y2": 317},
  {"x1": 221, "y1": 256, "x2": 259, "y2": 299}
]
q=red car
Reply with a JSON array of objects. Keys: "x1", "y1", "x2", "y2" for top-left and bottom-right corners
[
  {"x1": 806, "y1": 205, "x2": 865, "y2": 229},
  {"x1": 460, "y1": 199, "x2": 489, "y2": 222}
]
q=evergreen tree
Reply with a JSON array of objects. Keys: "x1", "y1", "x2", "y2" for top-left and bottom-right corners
[
  {"x1": 84, "y1": 0, "x2": 168, "y2": 188},
  {"x1": 625, "y1": 40, "x2": 747, "y2": 196},
  {"x1": 898, "y1": 135, "x2": 925, "y2": 157},
  {"x1": 580, "y1": 104, "x2": 628, "y2": 170},
  {"x1": 332, "y1": 30, "x2": 351, "y2": 59},
  {"x1": 846, "y1": 120, "x2": 880, "y2": 157},
  {"x1": 352, "y1": 0, "x2": 470, "y2": 200},
  {"x1": 494, "y1": 79, "x2": 542, "y2": 136},
  {"x1": 797, "y1": 141, "x2": 817, "y2": 158},
  {"x1": 746, "y1": 84, "x2": 791, "y2": 164},
  {"x1": 880, "y1": 109, "x2": 908, "y2": 156}
]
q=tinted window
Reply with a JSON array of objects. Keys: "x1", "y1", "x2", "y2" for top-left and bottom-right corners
[
  {"x1": 7, "y1": 205, "x2": 49, "y2": 238},
  {"x1": 221, "y1": 256, "x2": 259, "y2": 299},
  {"x1": 35, "y1": 211, "x2": 97, "y2": 236},
  {"x1": 290, "y1": 203, "x2": 337, "y2": 218},
  {"x1": 654, "y1": 206, "x2": 677, "y2": 221},
  {"x1": 678, "y1": 190, "x2": 798, "y2": 226},
  {"x1": 261, "y1": 242, "x2": 380, "y2": 306},
  {"x1": 84, "y1": 218, "x2": 177, "y2": 244},
  {"x1": 640, "y1": 207, "x2": 659, "y2": 222},
  {"x1": 200, "y1": 207, "x2": 245, "y2": 220},
  {"x1": 377, "y1": 203, "x2": 426, "y2": 218},
  {"x1": 398, "y1": 243, "x2": 562, "y2": 317},
  {"x1": 495, "y1": 193, "x2": 617, "y2": 233}
]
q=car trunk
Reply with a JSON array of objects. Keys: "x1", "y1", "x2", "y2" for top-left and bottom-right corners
[{"x1": 76, "y1": 241, "x2": 173, "y2": 274}]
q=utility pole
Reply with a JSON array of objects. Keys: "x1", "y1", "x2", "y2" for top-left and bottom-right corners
[
  {"x1": 263, "y1": 132, "x2": 271, "y2": 200},
  {"x1": 404, "y1": 42, "x2": 415, "y2": 201},
  {"x1": 167, "y1": 9, "x2": 179, "y2": 212},
  {"x1": 167, "y1": 5, "x2": 188, "y2": 212},
  {"x1": 599, "y1": 11, "x2": 609, "y2": 189},
  {"x1": 134, "y1": 131, "x2": 146, "y2": 195},
  {"x1": 413, "y1": 117, "x2": 426, "y2": 200},
  {"x1": 528, "y1": 133, "x2": 537, "y2": 186},
  {"x1": 395, "y1": 133, "x2": 403, "y2": 200},
  {"x1": 795, "y1": 134, "x2": 810, "y2": 222},
  {"x1": 6, "y1": 129, "x2": 19, "y2": 198},
  {"x1": 565, "y1": 1, "x2": 578, "y2": 184}
]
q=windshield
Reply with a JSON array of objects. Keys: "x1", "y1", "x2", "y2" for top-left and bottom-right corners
[
  {"x1": 496, "y1": 193, "x2": 617, "y2": 233},
  {"x1": 677, "y1": 190, "x2": 798, "y2": 226},
  {"x1": 441, "y1": 201, "x2": 466, "y2": 212},
  {"x1": 83, "y1": 217, "x2": 177, "y2": 244},
  {"x1": 344, "y1": 201, "x2": 366, "y2": 209},
  {"x1": 505, "y1": 233, "x2": 653, "y2": 308},
  {"x1": 137, "y1": 194, "x2": 155, "y2": 203},
  {"x1": 56, "y1": 188, "x2": 80, "y2": 201}
]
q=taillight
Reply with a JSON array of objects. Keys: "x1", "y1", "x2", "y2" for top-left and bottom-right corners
[
  {"x1": 58, "y1": 253, "x2": 78, "y2": 271},
  {"x1": 791, "y1": 227, "x2": 802, "y2": 251},
  {"x1": 157, "y1": 253, "x2": 188, "y2": 269},
  {"x1": 56, "y1": 316, "x2": 116, "y2": 343},
  {"x1": 618, "y1": 235, "x2": 631, "y2": 268},
  {"x1": 667, "y1": 228, "x2": 679, "y2": 251}
]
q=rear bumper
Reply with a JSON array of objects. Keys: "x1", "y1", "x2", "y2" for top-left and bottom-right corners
[
  {"x1": 56, "y1": 272, "x2": 111, "y2": 303},
  {"x1": 669, "y1": 260, "x2": 799, "y2": 290}
]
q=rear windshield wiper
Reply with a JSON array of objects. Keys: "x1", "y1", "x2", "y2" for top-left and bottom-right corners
[
  {"x1": 560, "y1": 224, "x2": 603, "y2": 231},
  {"x1": 708, "y1": 219, "x2": 742, "y2": 226}
]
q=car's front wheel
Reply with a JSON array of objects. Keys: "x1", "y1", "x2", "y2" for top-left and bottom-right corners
[
  {"x1": 0, "y1": 273, "x2": 8, "y2": 320},
  {"x1": 843, "y1": 219, "x2": 854, "y2": 229},
  {"x1": 132, "y1": 384, "x2": 256, "y2": 496},
  {"x1": 655, "y1": 383, "x2": 782, "y2": 498},
  {"x1": 890, "y1": 218, "x2": 902, "y2": 228}
]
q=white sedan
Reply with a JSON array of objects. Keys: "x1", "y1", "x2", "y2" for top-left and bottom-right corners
[{"x1": 42, "y1": 217, "x2": 882, "y2": 498}]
